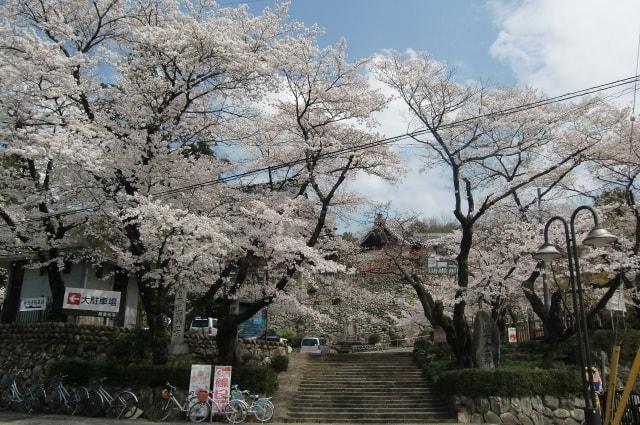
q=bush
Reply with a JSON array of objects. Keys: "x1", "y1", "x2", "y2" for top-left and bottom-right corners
[
  {"x1": 107, "y1": 329, "x2": 153, "y2": 364},
  {"x1": 232, "y1": 364, "x2": 277, "y2": 395},
  {"x1": 437, "y1": 367, "x2": 581, "y2": 398},
  {"x1": 591, "y1": 330, "x2": 640, "y2": 364},
  {"x1": 368, "y1": 334, "x2": 381, "y2": 345},
  {"x1": 48, "y1": 361, "x2": 190, "y2": 388},
  {"x1": 270, "y1": 355, "x2": 289, "y2": 373},
  {"x1": 48, "y1": 361, "x2": 278, "y2": 395}
]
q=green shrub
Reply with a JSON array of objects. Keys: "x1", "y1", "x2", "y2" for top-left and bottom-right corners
[
  {"x1": 48, "y1": 361, "x2": 278, "y2": 395},
  {"x1": 368, "y1": 334, "x2": 381, "y2": 345},
  {"x1": 270, "y1": 355, "x2": 289, "y2": 373},
  {"x1": 48, "y1": 361, "x2": 190, "y2": 388},
  {"x1": 232, "y1": 364, "x2": 277, "y2": 395},
  {"x1": 591, "y1": 330, "x2": 640, "y2": 364},
  {"x1": 437, "y1": 367, "x2": 581, "y2": 398},
  {"x1": 107, "y1": 329, "x2": 153, "y2": 364}
]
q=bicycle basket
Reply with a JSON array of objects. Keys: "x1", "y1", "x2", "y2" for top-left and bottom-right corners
[
  {"x1": 196, "y1": 389, "x2": 209, "y2": 402},
  {"x1": 160, "y1": 388, "x2": 170, "y2": 400}
]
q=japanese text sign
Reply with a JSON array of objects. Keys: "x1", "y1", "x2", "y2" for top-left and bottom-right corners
[{"x1": 62, "y1": 287, "x2": 120, "y2": 317}]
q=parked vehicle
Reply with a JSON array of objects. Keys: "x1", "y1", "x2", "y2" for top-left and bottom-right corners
[
  {"x1": 189, "y1": 317, "x2": 218, "y2": 337},
  {"x1": 300, "y1": 337, "x2": 329, "y2": 354}
]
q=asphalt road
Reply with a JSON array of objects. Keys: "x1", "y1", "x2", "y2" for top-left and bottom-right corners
[{"x1": 0, "y1": 412, "x2": 460, "y2": 425}]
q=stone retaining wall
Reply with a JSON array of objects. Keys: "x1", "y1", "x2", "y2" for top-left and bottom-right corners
[
  {"x1": 0, "y1": 322, "x2": 286, "y2": 381},
  {"x1": 454, "y1": 395, "x2": 586, "y2": 425}
]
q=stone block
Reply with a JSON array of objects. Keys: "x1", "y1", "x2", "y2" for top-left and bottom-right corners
[
  {"x1": 471, "y1": 413, "x2": 484, "y2": 423},
  {"x1": 531, "y1": 396, "x2": 544, "y2": 412},
  {"x1": 570, "y1": 409, "x2": 584, "y2": 422},
  {"x1": 521, "y1": 397, "x2": 533, "y2": 415},
  {"x1": 458, "y1": 409, "x2": 471, "y2": 423},
  {"x1": 573, "y1": 398, "x2": 585, "y2": 409},
  {"x1": 543, "y1": 396, "x2": 559, "y2": 410},
  {"x1": 500, "y1": 412, "x2": 519, "y2": 425},
  {"x1": 553, "y1": 409, "x2": 570, "y2": 419},
  {"x1": 517, "y1": 413, "x2": 535, "y2": 425},
  {"x1": 477, "y1": 397, "x2": 491, "y2": 414},
  {"x1": 510, "y1": 398, "x2": 522, "y2": 413},
  {"x1": 564, "y1": 419, "x2": 579, "y2": 425},
  {"x1": 485, "y1": 411, "x2": 503, "y2": 424}
]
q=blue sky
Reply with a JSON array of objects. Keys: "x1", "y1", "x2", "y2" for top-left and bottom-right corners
[
  {"x1": 243, "y1": 0, "x2": 514, "y2": 85},
  {"x1": 234, "y1": 0, "x2": 640, "y2": 233}
]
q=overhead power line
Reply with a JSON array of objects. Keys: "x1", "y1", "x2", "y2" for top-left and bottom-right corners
[{"x1": 2, "y1": 74, "x2": 640, "y2": 228}]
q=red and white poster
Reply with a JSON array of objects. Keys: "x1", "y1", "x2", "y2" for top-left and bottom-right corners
[
  {"x1": 508, "y1": 327, "x2": 518, "y2": 343},
  {"x1": 212, "y1": 365, "x2": 232, "y2": 409}
]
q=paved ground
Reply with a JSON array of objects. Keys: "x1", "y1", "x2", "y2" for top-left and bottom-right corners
[{"x1": 0, "y1": 413, "x2": 460, "y2": 424}]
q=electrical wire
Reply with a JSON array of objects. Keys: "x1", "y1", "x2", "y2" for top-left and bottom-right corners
[{"x1": 2, "y1": 74, "x2": 640, "y2": 228}]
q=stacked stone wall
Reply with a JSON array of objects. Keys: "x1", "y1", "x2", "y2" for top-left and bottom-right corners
[
  {"x1": 0, "y1": 322, "x2": 286, "y2": 381},
  {"x1": 454, "y1": 395, "x2": 586, "y2": 425}
]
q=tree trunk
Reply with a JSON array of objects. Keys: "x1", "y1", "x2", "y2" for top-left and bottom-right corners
[
  {"x1": 46, "y1": 248, "x2": 67, "y2": 322},
  {"x1": 453, "y1": 224, "x2": 474, "y2": 367},
  {"x1": 216, "y1": 316, "x2": 239, "y2": 366},
  {"x1": 137, "y1": 274, "x2": 169, "y2": 365}
]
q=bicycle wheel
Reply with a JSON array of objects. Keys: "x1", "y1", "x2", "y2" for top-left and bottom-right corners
[
  {"x1": 70, "y1": 387, "x2": 89, "y2": 416},
  {"x1": 224, "y1": 399, "x2": 248, "y2": 424},
  {"x1": 111, "y1": 391, "x2": 138, "y2": 419},
  {"x1": 253, "y1": 401, "x2": 274, "y2": 423},
  {"x1": 23, "y1": 386, "x2": 45, "y2": 414},
  {"x1": 84, "y1": 390, "x2": 104, "y2": 417},
  {"x1": 151, "y1": 398, "x2": 175, "y2": 422},
  {"x1": 0, "y1": 390, "x2": 12, "y2": 411},
  {"x1": 188, "y1": 401, "x2": 210, "y2": 423}
]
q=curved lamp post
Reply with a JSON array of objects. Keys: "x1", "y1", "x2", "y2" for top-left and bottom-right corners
[{"x1": 533, "y1": 206, "x2": 617, "y2": 425}]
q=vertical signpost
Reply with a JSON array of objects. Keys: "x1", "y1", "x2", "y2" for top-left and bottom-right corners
[
  {"x1": 212, "y1": 366, "x2": 232, "y2": 413},
  {"x1": 508, "y1": 327, "x2": 518, "y2": 343},
  {"x1": 169, "y1": 285, "x2": 189, "y2": 355}
]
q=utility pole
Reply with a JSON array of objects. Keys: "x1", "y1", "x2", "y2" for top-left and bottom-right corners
[{"x1": 538, "y1": 188, "x2": 551, "y2": 310}]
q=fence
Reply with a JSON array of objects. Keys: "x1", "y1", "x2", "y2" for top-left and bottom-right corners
[
  {"x1": 605, "y1": 391, "x2": 640, "y2": 425},
  {"x1": 512, "y1": 319, "x2": 545, "y2": 342}
]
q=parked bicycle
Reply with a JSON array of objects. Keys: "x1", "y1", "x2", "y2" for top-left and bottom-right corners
[
  {"x1": 0, "y1": 370, "x2": 24, "y2": 412},
  {"x1": 230, "y1": 385, "x2": 274, "y2": 423},
  {"x1": 84, "y1": 377, "x2": 139, "y2": 419},
  {"x1": 151, "y1": 382, "x2": 197, "y2": 422},
  {"x1": 43, "y1": 374, "x2": 81, "y2": 415},
  {"x1": 188, "y1": 390, "x2": 246, "y2": 424}
]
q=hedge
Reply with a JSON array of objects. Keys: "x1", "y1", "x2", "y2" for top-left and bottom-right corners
[
  {"x1": 436, "y1": 367, "x2": 582, "y2": 398},
  {"x1": 48, "y1": 361, "x2": 278, "y2": 395}
]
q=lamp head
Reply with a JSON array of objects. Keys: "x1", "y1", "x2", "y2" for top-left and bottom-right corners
[
  {"x1": 582, "y1": 225, "x2": 617, "y2": 247},
  {"x1": 533, "y1": 242, "x2": 563, "y2": 262}
]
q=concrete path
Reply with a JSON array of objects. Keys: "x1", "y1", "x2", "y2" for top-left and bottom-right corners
[{"x1": 0, "y1": 413, "x2": 460, "y2": 424}]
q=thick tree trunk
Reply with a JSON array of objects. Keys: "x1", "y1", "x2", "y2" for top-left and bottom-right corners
[
  {"x1": 137, "y1": 273, "x2": 169, "y2": 365},
  {"x1": 46, "y1": 248, "x2": 67, "y2": 322},
  {"x1": 453, "y1": 225, "x2": 474, "y2": 368},
  {"x1": 216, "y1": 317, "x2": 239, "y2": 366}
]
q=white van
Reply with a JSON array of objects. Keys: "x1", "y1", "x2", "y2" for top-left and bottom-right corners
[
  {"x1": 301, "y1": 336, "x2": 328, "y2": 354},
  {"x1": 189, "y1": 317, "x2": 218, "y2": 337}
]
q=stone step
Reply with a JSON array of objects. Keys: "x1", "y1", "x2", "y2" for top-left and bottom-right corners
[
  {"x1": 289, "y1": 402, "x2": 450, "y2": 409},
  {"x1": 282, "y1": 418, "x2": 458, "y2": 424},
  {"x1": 285, "y1": 412, "x2": 455, "y2": 421}
]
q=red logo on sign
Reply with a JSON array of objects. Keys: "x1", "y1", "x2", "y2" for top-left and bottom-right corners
[{"x1": 67, "y1": 292, "x2": 81, "y2": 305}]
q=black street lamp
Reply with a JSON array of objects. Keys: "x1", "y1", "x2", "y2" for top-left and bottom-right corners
[{"x1": 533, "y1": 205, "x2": 617, "y2": 425}]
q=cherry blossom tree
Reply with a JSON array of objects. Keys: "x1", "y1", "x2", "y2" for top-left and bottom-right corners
[
  {"x1": 374, "y1": 51, "x2": 603, "y2": 366},
  {"x1": 0, "y1": 0, "x2": 400, "y2": 364}
]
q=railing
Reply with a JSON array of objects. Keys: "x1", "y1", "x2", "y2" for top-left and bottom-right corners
[{"x1": 605, "y1": 391, "x2": 640, "y2": 425}]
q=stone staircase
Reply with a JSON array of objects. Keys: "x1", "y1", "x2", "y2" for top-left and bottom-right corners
[{"x1": 284, "y1": 351, "x2": 455, "y2": 423}]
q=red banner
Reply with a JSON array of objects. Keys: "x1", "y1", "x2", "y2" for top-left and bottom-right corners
[{"x1": 212, "y1": 365, "x2": 232, "y2": 409}]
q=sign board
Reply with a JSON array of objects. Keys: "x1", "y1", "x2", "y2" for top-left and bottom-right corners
[
  {"x1": 508, "y1": 327, "x2": 518, "y2": 343},
  {"x1": 189, "y1": 364, "x2": 212, "y2": 394},
  {"x1": 20, "y1": 297, "x2": 47, "y2": 312},
  {"x1": 212, "y1": 365, "x2": 232, "y2": 410},
  {"x1": 62, "y1": 287, "x2": 121, "y2": 318},
  {"x1": 606, "y1": 289, "x2": 627, "y2": 312},
  {"x1": 472, "y1": 311, "x2": 499, "y2": 368}
]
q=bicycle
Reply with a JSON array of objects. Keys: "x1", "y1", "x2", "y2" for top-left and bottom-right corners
[
  {"x1": 188, "y1": 390, "x2": 247, "y2": 424},
  {"x1": 151, "y1": 382, "x2": 197, "y2": 422},
  {"x1": 230, "y1": 386, "x2": 274, "y2": 423},
  {"x1": 44, "y1": 374, "x2": 79, "y2": 415},
  {"x1": 84, "y1": 378, "x2": 139, "y2": 419},
  {"x1": 22, "y1": 381, "x2": 46, "y2": 414},
  {"x1": 0, "y1": 370, "x2": 24, "y2": 412}
]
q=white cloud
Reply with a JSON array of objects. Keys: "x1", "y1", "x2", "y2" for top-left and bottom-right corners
[
  {"x1": 338, "y1": 62, "x2": 455, "y2": 233},
  {"x1": 489, "y1": 0, "x2": 640, "y2": 100}
]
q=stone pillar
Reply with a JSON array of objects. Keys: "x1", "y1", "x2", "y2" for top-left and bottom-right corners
[{"x1": 168, "y1": 285, "x2": 189, "y2": 355}]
